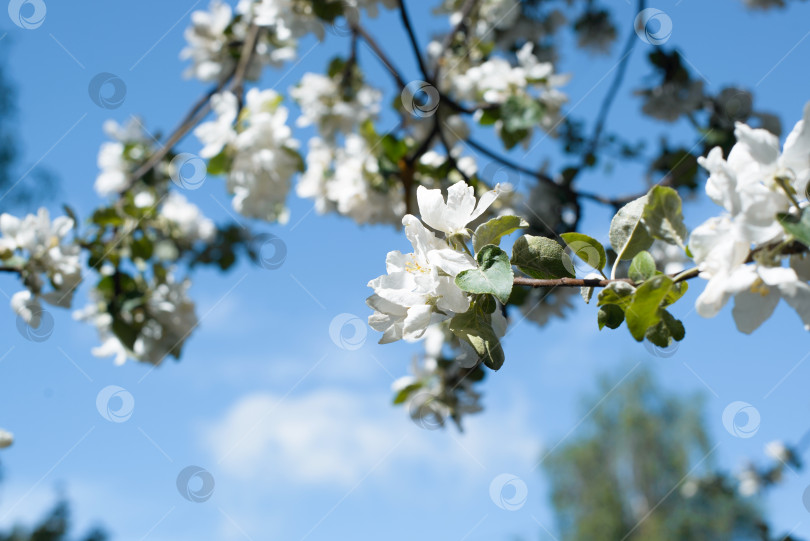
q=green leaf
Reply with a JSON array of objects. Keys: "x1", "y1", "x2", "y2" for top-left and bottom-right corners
[
  {"x1": 501, "y1": 95, "x2": 545, "y2": 132},
  {"x1": 393, "y1": 382, "x2": 422, "y2": 405},
  {"x1": 628, "y1": 251, "x2": 656, "y2": 283},
  {"x1": 598, "y1": 304, "x2": 625, "y2": 330},
  {"x1": 511, "y1": 235, "x2": 575, "y2": 280},
  {"x1": 560, "y1": 232, "x2": 607, "y2": 271},
  {"x1": 449, "y1": 307, "x2": 505, "y2": 370},
  {"x1": 207, "y1": 150, "x2": 231, "y2": 176},
  {"x1": 609, "y1": 195, "x2": 654, "y2": 262},
  {"x1": 381, "y1": 135, "x2": 409, "y2": 162},
  {"x1": 642, "y1": 186, "x2": 689, "y2": 249},
  {"x1": 455, "y1": 245, "x2": 514, "y2": 304},
  {"x1": 645, "y1": 309, "x2": 685, "y2": 347},
  {"x1": 478, "y1": 108, "x2": 500, "y2": 126},
  {"x1": 625, "y1": 275, "x2": 673, "y2": 341},
  {"x1": 472, "y1": 215, "x2": 529, "y2": 254},
  {"x1": 597, "y1": 281, "x2": 636, "y2": 309},
  {"x1": 663, "y1": 280, "x2": 688, "y2": 306},
  {"x1": 777, "y1": 209, "x2": 810, "y2": 248}
]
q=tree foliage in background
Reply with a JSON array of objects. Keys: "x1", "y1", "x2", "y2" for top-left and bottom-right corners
[{"x1": 544, "y1": 369, "x2": 800, "y2": 541}]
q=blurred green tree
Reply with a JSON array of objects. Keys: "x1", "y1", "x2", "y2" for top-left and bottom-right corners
[
  {"x1": 544, "y1": 369, "x2": 799, "y2": 541},
  {"x1": 0, "y1": 499, "x2": 106, "y2": 541}
]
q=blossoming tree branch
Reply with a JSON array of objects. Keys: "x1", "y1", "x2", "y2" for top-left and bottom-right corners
[{"x1": 1, "y1": 0, "x2": 809, "y2": 439}]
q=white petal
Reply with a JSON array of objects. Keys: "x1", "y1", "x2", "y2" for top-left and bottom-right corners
[
  {"x1": 402, "y1": 305, "x2": 434, "y2": 340},
  {"x1": 781, "y1": 282, "x2": 810, "y2": 331},
  {"x1": 415, "y1": 186, "x2": 447, "y2": 234},
  {"x1": 732, "y1": 287, "x2": 780, "y2": 334},
  {"x1": 427, "y1": 248, "x2": 476, "y2": 276}
]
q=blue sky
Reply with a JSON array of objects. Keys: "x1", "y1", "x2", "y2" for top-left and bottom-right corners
[{"x1": 1, "y1": 1, "x2": 810, "y2": 539}]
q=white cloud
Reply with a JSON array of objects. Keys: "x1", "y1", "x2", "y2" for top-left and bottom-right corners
[{"x1": 202, "y1": 387, "x2": 540, "y2": 489}]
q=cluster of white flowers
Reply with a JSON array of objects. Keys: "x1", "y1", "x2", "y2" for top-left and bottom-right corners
[
  {"x1": 392, "y1": 324, "x2": 487, "y2": 429},
  {"x1": 290, "y1": 72, "x2": 382, "y2": 141},
  {"x1": 74, "y1": 272, "x2": 198, "y2": 366},
  {"x1": 367, "y1": 181, "x2": 499, "y2": 343},
  {"x1": 96, "y1": 118, "x2": 154, "y2": 197},
  {"x1": 182, "y1": 0, "x2": 295, "y2": 82},
  {"x1": 451, "y1": 43, "x2": 569, "y2": 139},
  {"x1": 183, "y1": 0, "x2": 396, "y2": 82},
  {"x1": 160, "y1": 192, "x2": 217, "y2": 244},
  {"x1": 452, "y1": 43, "x2": 568, "y2": 105},
  {"x1": 0, "y1": 209, "x2": 82, "y2": 328},
  {"x1": 691, "y1": 104, "x2": 810, "y2": 333},
  {"x1": 196, "y1": 89, "x2": 302, "y2": 223},
  {"x1": 297, "y1": 135, "x2": 405, "y2": 225}
]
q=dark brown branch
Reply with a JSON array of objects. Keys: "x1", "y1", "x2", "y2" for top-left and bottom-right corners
[
  {"x1": 398, "y1": 0, "x2": 432, "y2": 83},
  {"x1": 127, "y1": 24, "x2": 262, "y2": 189},
  {"x1": 577, "y1": 0, "x2": 646, "y2": 174},
  {"x1": 352, "y1": 24, "x2": 408, "y2": 90}
]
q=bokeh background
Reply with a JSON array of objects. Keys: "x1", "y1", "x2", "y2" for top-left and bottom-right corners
[{"x1": 1, "y1": 1, "x2": 810, "y2": 539}]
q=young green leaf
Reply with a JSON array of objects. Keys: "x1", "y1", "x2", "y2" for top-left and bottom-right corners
[
  {"x1": 455, "y1": 245, "x2": 514, "y2": 304},
  {"x1": 609, "y1": 195, "x2": 654, "y2": 264},
  {"x1": 628, "y1": 251, "x2": 657, "y2": 283},
  {"x1": 472, "y1": 215, "x2": 529, "y2": 254},
  {"x1": 597, "y1": 281, "x2": 636, "y2": 309},
  {"x1": 560, "y1": 232, "x2": 607, "y2": 272},
  {"x1": 642, "y1": 186, "x2": 689, "y2": 249},
  {"x1": 777, "y1": 209, "x2": 810, "y2": 248},
  {"x1": 598, "y1": 304, "x2": 625, "y2": 330},
  {"x1": 624, "y1": 275, "x2": 673, "y2": 341},
  {"x1": 511, "y1": 235, "x2": 575, "y2": 280},
  {"x1": 449, "y1": 307, "x2": 505, "y2": 370}
]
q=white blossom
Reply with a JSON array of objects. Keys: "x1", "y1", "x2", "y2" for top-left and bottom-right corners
[
  {"x1": 74, "y1": 273, "x2": 198, "y2": 366},
  {"x1": 95, "y1": 118, "x2": 152, "y2": 197},
  {"x1": 0, "y1": 208, "x2": 82, "y2": 311},
  {"x1": 290, "y1": 72, "x2": 381, "y2": 140},
  {"x1": 161, "y1": 192, "x2": 216, "y2": 243},
  {"x1": 417, "y1": 179, "x2": 499, "y2": 237},
  {"x1": 367, "y1": 182, "x2": 499, "y2": 343},
  {"x1": 196, "y1": 88, "x2": 301, "y2": 223},
  {"x1": 297, "y1": 135, "x2": 405, "y2": 225},
  {"x1": 182, "y1": 1, "x2": 296, "y2": 82},
  {"x1": 691, "y1": 103, "x2": 810, "y2": 333}
]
